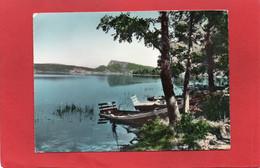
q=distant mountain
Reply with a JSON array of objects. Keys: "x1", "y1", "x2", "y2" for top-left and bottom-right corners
[
  {"x1": 34, "y1": 63, "x2": 94, "y2": 74},
  {"x1": 95, "y1": 60, "x2": 156, "y2": 74},
  {"x1": 34, "y1": 61, "x2": 159, "y2": 75}
]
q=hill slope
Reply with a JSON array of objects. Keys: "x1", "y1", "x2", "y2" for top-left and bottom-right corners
[
  {"x1": 34, "y1": 64, "x2": 94, "y2": 73},
  {"x1": 34, "y1": 61, "x2": 159, "y2": 75},
  {"x1": 95, "y1": 60, "x2": 158, "y2": 74}
]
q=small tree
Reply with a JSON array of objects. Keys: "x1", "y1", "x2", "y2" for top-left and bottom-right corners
[
  {"x1": 202, "y1": 11, "x2": 229, "y2": 92},
  {"x1": 97, "y1": 11, "x2": 181, "y2": 124},
  {"x1": 182, "y1": 11, "x2": 195, "y2": 113},
  {"x1": 169, "y1": 11, "x2": 196, "y2": 113},
  {"x1": 188, "y1": 11, "x2": 229, "y2": 93}
]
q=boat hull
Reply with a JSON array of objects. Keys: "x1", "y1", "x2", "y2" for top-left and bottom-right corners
[
  {"x1": 99, "y1": 108, "x2": 168, "y2": 126},
  {"x1": 134, "y1": 104, "x2": 167, "y2": 111}
]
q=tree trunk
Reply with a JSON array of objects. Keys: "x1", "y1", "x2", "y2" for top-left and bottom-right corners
[
  {"x1": 160, "y1": 11, "x2": 180, "y2": 125},
  {"x1": 183, "y1": 11, "x2": 194, "y2": 113},
  {"x1": 205, "y1": 24, "x2": 215, "y2": 93}
]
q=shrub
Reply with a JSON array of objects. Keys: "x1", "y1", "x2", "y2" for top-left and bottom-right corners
[
  {"x1": 176, "y1": 114, "x2": 216, "y2": 150},
  {"x1": 126, "y1": 118, "x2": 174, "y2": 151},
  {"x1": 200, "y1": 94, "x2": 229, "y2": 121}
]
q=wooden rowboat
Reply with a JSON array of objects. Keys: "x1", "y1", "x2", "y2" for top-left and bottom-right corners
[
  {"x1": 99, "y1": 108, "x2": 168, "y2": 126},
  {"x1": 98, "y1": 102, "x2": 168, "y2": 126},
  {"x1": 131, "y1": 95, "x2": 167, "y2": 111},
  {"x1": 131, "y1": 95, "x2": 183, "y2": 111}
]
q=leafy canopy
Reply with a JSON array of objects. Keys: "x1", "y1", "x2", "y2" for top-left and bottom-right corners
[{"x1": 97, "y1": 12, "x2": 161, "y2": 51}]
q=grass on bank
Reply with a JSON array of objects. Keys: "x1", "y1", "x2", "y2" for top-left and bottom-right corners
[
  {"x1": 122, "y1": 93, "x2": 229, "y2": 151},
  {"x1": 123, "y1": 115, "x2": 218, "y2": 151},
  {"x1": 124, "y1": 118, "x2": 175, "y2": 151}
]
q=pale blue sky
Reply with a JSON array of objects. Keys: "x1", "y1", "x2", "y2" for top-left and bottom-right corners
[{"x1": 33, "y1": 11, "x2": 160, "y2": 68}]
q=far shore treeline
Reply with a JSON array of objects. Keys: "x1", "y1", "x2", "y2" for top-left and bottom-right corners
[{"x1": 34, "y1": 60, "x2": 160, "y2": 76}]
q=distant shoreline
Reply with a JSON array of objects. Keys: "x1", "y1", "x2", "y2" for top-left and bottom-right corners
[
  {"x1": 34, "y1": 71, "x2": 160, "y2": 77},
  {"x1": 34, "y1": 71, "x2": 70, "y2": 75},
  {"x1": 34, "y1": 71, "x2": 161, "y2": 77},
  {"x1": 34, "y1": 61, "x2": 160, "y2": 77},
  {"x1": 34, "y1": 71, "x2": 128, "y2": 75}
]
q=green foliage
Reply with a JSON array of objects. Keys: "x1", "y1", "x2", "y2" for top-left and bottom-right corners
[
  {"x1": 176, "y1": 114, "x2": 215, "y2": 150},
  {"x1": 97, "y1": 10, "x2": 229, "y2": 99},
  {"x1": 126, "y1": 119, "x2": 174, "y2": 151},
  {"x1": 96, "y1": 63, "x2": 123, "y2": 72},
  {"x1": 34, "y1": 64, "x2": 93, "y2": 72},
  {"x1": 132, "y1": 68, "x2": 160, "y2": 75},
  {"x1": 171, "y1": 46, "x2": 187, "y2": 57},
  {"x1": 210, "y1": 11, "x2": 229, "y2": 78},
  {"x1": 107, "y1": 64, "x2": 122, "y2": 72},
  {"x1": 97, "y1": 13, "x2": 160, "y2": 49},
  {"x1": 200, "y1": 94, "x2": 230, "y2": 121},
  {"x1": 173, "y1": 77, "x2": 184, "y2": 87},
  {"x1": 126, "y1": 63, "x2": 158, "y2": 75},
  {"x1": 191, "y1": 52, "x2": 205, "y2": 64},
  {"x1": 184, "y1": 11, "x2": 229, "y2": 80},
  {"x1": 95, "y1": 65, "x2": 107, "y2": 71},
  {"x1": 126, "y1": 63, "x2": 147, "y2": 71},
  {"x1": 175, "y1": 21, "x2": 189, "y2": 43},
  {"x1": 190, "y1": 52, "x2": 207, "y2": 77},
  {"x1": 189, "y1": 52, "x2": 207, "y2": 78},
  {"x1": 215, "y1": 53, "x2": 229, "y2": 76},
  {"x1": 96, "y1": 62, "x2": 158, "y2": 74},
  {"x1": 204, "y1": 11, "x2": 229, "y2": 78},
  {"x1": 191, "y1": 65, "x2": 207, "y2": 77},
  {"x1": 171, "y1": 62, "x2": 185, "y2": 77}
]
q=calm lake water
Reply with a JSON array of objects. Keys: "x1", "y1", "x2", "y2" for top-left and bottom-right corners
[{"x1": 34, "y1": 74, "x2": 184, "y2": 152}]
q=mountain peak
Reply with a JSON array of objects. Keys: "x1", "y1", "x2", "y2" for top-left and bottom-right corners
[{"x1": 108, "y1": 60, "x2": 128, "y2": 67}]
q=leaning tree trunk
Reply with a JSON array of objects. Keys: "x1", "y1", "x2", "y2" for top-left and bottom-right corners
[
  {"x1": 183, "y1": 11, "x2": 195, "y2": 114},
  {"x1": 160, "y1": 11, "x2": 181, "y2": 125},
  {"x1": 205, "y1": 24, "x2": 215, "y2": 93}
]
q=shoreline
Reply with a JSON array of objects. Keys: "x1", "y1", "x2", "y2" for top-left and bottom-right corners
[{"x1": 34, "y1": 71, "x2": 161, "y2": 77}]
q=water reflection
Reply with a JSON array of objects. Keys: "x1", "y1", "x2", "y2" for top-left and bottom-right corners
[
  {"x1": 34, "y1": 74, "x2": 82, "y2": 81},
  {"x1": 111, "y1": 123, "x2": 119, "y2": 149},
  {"x1": 49, "y1": 103, "x2": 139, "y2": 151},
  {"x1": 107, "y1": 75, "x2": 160, "y2": 87},
  {"x1": 109, "y1": 122, "x2": 140, "y2": 150},
  {"x1": 35, "y1": 74, "x2": 160, "y2": 152}
]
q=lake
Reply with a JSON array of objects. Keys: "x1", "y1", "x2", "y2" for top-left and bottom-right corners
[{"x1": 34, "y1": 74, "x2": 184, "y2": 152}]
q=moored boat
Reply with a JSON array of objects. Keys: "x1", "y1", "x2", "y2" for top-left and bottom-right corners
[
  {"x1": 99, "y1": 107, "x2": 168, "y2": 126},
  {"x1": 98, "y1": 102, "x2": 168, "y2": 125},
  {"x1": 131, "y1": 95, "x2": 183, "y2": 111}
]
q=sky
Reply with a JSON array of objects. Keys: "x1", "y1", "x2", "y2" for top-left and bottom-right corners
[{"x1": 33, "y1": 11, "x2": 161, "y2": 68}]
